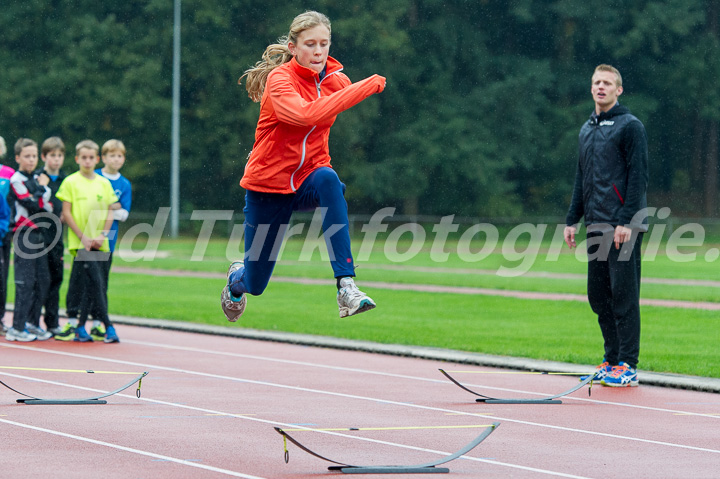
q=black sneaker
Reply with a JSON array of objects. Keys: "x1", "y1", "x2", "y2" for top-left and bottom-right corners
[
  {"x1": 90, "y1": 324, "x2": 106, "y2": 342},
  {"x1": 54, "y1": 323, "x2": 76, "y2": 341}
]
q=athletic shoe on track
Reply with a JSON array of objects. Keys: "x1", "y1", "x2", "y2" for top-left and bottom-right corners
[
  {"x1": 580, "y1": 361, "x2": 612, "y2": 382},
  {"x1": 6, "y1": 328, "x2": 37, "y2": 342},
  {"x1": 54, "y1": 323, "x2": 76, "y2": 341},
  {"x1": 25, "y1": 323, "x2": 53, "y2": 341},
  {"x1": 337, "y1": 277, "x2": 376, "y2": 318},
  {"x1": 90, "y1": 324, "x2": 107, "y2": 342},
  {"x1": 104, "y1": 326, "x2": 120, "y2": 343},
  {"x1": 74, "y1": 327, "x2": 93, "y2": 342},
  {"x1": 601, "y1": 362, "x2": 639, "y2": 387},
  {"x1": 221, "y1": 261, "x2": 247, "y2": 322},
  {"x1": 1, "y1": 322, "x2": 8, "y2": 336}
]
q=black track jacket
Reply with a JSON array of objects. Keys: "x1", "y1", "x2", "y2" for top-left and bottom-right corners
[{"x1": 566, "y1": 103, "x2": 649, "y2": 232}]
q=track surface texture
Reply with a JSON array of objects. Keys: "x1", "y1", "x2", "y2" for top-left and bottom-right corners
[{"x1": 2, "y1": 323, "x2": 719, "y2": 479}]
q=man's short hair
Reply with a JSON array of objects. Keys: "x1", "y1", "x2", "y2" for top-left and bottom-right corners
[
  {"x1": 75, "y1": 139, "x2": 99, "y2": 155},
  {"x1": 42, "y1": 136, "x2": 65, "y2": 156},
  {"x1": 594, "y1": 64, "x2": 622, "y2": 88}
]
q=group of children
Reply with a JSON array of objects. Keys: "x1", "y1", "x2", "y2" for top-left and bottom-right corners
[{"x1": 0, "y1": 136, "x2": 131, "y2": 343}]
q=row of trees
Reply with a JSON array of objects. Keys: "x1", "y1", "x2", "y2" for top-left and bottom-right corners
[{"x1": 1, "y1": 0, "x2": 718, "y2": 218}]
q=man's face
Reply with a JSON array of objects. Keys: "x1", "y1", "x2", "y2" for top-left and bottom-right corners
[{"x1": 591, "y1": 71, "x2": 623, "y2": 113}]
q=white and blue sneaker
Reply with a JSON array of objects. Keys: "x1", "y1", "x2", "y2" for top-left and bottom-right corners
[
  {"x1": 601, "y1": 362, "x2": 639, "y2": 387},
  {"x1": 221, "y1": 261, "x2": 247, "y2": 322},
  {"x1": 337, "y1": 277, "x2": 376, "y2": 318},
  {"x1": 26, "y1": 323, "x2": 53, "y2": 341},
  {"x1": 6, "y1": 328, "x2": 37, "y2": 342}
]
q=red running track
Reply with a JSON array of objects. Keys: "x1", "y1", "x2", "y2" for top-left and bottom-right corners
[{"x1": 1, "y1": 323, "x2": 719, "y2": 479}]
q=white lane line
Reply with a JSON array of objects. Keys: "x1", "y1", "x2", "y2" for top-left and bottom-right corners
[
  {"x1": 121, "y1": 339, "x2": 720, "y2": 420},
  {"x1": 0, "y1": 416, "x2": 266, "y2": 479},
  {"x1": 0, "y1": 371, "x2": 592, "y2": 479},
  {"x1": 3, "y1": 343, "x2": 719, "y2": 457}
]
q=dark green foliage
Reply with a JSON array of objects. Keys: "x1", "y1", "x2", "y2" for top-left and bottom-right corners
[{"x1": 1, "y1": 0, "x2": 718, "y2": 216}]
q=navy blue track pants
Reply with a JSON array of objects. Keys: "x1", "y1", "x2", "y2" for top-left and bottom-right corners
[{"x1": 229, "y1": 167, "x2": 355, "y2": 297}]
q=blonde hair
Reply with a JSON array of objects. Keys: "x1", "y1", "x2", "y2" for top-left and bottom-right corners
[
  {"x1": 239, "y1": 11, "x2": 331, "y2": 102},
  {"x1": 41, "y1": 136, "x2": 65, "y2": 156},
  {"x1": 594, "y1": 64, "x2": 623, "y2": 88},
  {"x1": 75, "y1": 139, "x2": 99, "y2": 155},
  {"x1": 0, "y1": 136, "x2": 6, "y2": 158},
  {"x1": 102, "y1": 139, "x2": 126, "y2": 156}
]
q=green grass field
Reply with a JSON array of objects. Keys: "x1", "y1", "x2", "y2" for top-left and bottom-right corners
[{"x1": 14, "y1": 233, "x2": 719, "y2": 378}]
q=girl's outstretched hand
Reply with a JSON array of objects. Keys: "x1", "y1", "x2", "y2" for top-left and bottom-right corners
[{"x1": 371, "y1": 74, "x2": 386, "y2": 93}]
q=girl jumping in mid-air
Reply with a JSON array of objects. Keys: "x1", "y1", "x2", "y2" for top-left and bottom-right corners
[{"x1": 221, "y1": 10, "x2": 386, "y2": 321}]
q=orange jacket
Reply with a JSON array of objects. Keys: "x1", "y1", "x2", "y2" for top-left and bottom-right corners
[{"x1": 240, "y1": 56, "x2": 385, "y2": 193}]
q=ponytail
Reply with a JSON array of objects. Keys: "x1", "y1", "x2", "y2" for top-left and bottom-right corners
[{"x1": 239, "y1": 39, "x2": 293, "y2": 103}]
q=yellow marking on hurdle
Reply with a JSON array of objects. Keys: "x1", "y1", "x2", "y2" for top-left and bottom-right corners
[{"x1": 283, "y1": 424, "x2": 494, "y2": 432}]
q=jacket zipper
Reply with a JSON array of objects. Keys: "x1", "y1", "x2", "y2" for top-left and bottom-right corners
[
  {"x1": 289, "y1": 69, "x2": 343, "y2": 192},
  {"x1": 613, "y1": 183, "x2": 624, "y2": 204},
  {"x1": 290, "y1": 126, "x2": 316, "y2": 192}
]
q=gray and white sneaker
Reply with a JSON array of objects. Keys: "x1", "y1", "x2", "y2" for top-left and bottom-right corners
[
  {"x1": 0, "y1": 322, "x2": 7, "y2": 336},
  {"x1": 49, "y1": 326, "x2": 66, "y2": 336},
  {"x1": 6, "y1": 328, "x2": 37, "y2": 342},
  {"x1": 25, "y1": 323, "x2": 53, "y2": 341},
  {"x1": 337, "y1": 277, "x2": 376, "y2": 318},
  {"x1": 221, "y1": 261, "x2": 247, "y2": 322}
]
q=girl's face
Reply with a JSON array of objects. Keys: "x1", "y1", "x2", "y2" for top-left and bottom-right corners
[{"x1": 289, "y1": 25, "x2": 330, "y2": 74}]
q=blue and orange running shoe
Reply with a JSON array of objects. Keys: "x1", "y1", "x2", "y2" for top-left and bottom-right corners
[
  {"x1": 601, "y1": 362, "x2": 639, "y2": 387},
  {"x1": 580, "y1": 361, "x2": 612, "y2": 382}
]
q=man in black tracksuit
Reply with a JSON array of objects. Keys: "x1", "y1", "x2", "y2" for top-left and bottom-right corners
[{"x1": 564, "y1": 64, "x2": 649, "y2": 387}]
